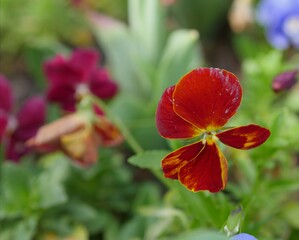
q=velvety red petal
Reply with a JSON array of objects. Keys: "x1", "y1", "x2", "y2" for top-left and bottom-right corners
[
  {"x1": 5, "y1": 136, "x2": 30, "y2": 162},
  {"x1": 173, "y1": 68, "x2": 242, "y2": 131},
  {"x1": 162, "y1": 141, "x2": 205, "y2": 179},
  {"x1": 89, "y1": 68, "x2": 118, "y2": 99},
  {"x1": 0, "y1": 110, "x2": 8, "y2": 141},
  {"x1": 70, "y1": 49, "x2": 99, "y2": 81},
  {"x1": 43, "y1": 55, "x2": 83, "y2": 86},
  {"x1": 216, "y1": 124, "x2": 271, "y2": 150},
  {"x1": 0, "y1": 74, "x2": 14, "y2": 113},
  {"x1": 156, "y1": 85, "x2": 201, "y2": 139},
  {"x1": 14, "y1": 97, "x2": 46, "y2": 140},
  {"x1": 178, "y1": 141, "x2": 228, "y2": 193},
  {"x1": 47, "y1": 84, "x2": 77, "y2": 111}
]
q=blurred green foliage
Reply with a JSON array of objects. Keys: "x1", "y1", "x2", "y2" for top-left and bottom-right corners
[
  {"x1": 0, "y1": 0, "x2": 88, "y2": 53},
  {"x1": 1, "y1": 0, "x2": 299, "y2": 240}
]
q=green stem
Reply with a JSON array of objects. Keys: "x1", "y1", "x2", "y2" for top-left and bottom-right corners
[{"x1": 91, "y1": 96, "x2": 144, "y2": 154}]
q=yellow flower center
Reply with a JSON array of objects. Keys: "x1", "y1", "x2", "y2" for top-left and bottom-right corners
[{"x1": 203, "y1": 132, "x2": 218, "y2": 145}]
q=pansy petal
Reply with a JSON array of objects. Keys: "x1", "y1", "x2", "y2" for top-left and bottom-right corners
[
  {"x1": 178, "y1": 141, "x2": 228, "y2": 193},
  {"x1": 94, "y1": 116, "x2": 123, "y2": 147},
  {"x1": 43, "y1": 55, "x2": 82, "y2": 85},
  {"x1": 89, "y1": 68, "x2": 118, "y2": 99},
  {"x1": 0, "y1": 75, "x2": 14, "y2": 113},
  {"x1": 173, "y1": 68, "x2": 242, "y2": 131},
  {"x1": 216, "y1": 124, "x2": 271, "y2": 150},
  {"x1": 27, "y1": 113, "x2": 85, "y2": 151},
  {"x1": 60, "y1": 126, "x2": 99, "y2": 166},
  {"x1": 5, "y1": 137, "x2": 29, "y2": 162},
  {"x1": 70, "y1": 49, "x2": 99, "y2": 81},
  {"x1": 162, "y1": 141, "x2": 205, "y2": 179},
  {"x1": 156, "y1": 85, "x2": 201, "y2": 139},
  {"x1": 16, "y1": 97, "x2": 46, "y2": 136},
  {"x1": 47, "y1": 84, "x2": 77, "y2": 111},
  {"x1": 0, "y1": 110, "x2": 8, "y2": 141}
]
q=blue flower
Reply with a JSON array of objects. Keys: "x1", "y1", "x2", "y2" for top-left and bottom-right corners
[
  {"x1": 231, "y1": 233, "x2": 258, "y2": 240},
  {"x1": 256, "y1": 0, "x2": 299, "y2": 49}
]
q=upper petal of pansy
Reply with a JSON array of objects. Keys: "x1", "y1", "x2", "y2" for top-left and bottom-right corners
[
  {"x1": 178, "y1": 140, "x2": 228, "y2": 193},
  {"x1": 162, "y1": 141, "x2": 205, "y2": 179},
  {"x1": 89, "y1": 68, "x2": 118, "y2": 99},
  {"x1": 216, "y1": 124, "x2": 271, "y2": 150},
  {"x1": 156, "y1": 85, "x2": 201, "y2": 139},
  {"x1": 0, "y1": 74, "x2": 14, "y2": 113},
  {"x1": 173, "y1": 68, "x2": 242, "y2": 131},
  {"x1": 70, "y1": 49, "x2": 99, "y2": 81},
  {"x1": 43, "y1": 55, "x2": 82, "y2": 86}
]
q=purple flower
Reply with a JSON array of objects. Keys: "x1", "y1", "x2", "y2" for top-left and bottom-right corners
[
  {"x1": 0, "y1": 75, "x2": 13, "y2": 141},
  {"x1": 44, "y1": 48, "x2": 118, "y2": 111},
  {"x1": 256, "y1": 0, "x2": 299, "y2": 49},
  {"x1": 0, "y1": 75, "x2": 46, "y2": 162},
  {"x1": 231, "y1": 233, "x2": 258, "y2": 240},
  {"x1": 272, "y1": 70, "x2": 298, "y2": 93}
]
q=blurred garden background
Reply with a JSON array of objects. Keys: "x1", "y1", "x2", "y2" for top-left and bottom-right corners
[{"x1": 0, "y1": 0, "x2": 299, "y2": 239}]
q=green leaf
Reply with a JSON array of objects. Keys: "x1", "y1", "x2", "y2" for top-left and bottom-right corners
[
  {"x1": 0, "y1": 156, "x2": 68, "y2": 219},
  {"x1": 166, "y1": 229, "x2": 228, "y2": 240},
  {"x1": 282, "y1": 202, "x2": 299, "y2": 229},
  {"x1": 128, "y1": 150, "x2": 169, "y2": 170},
  {"x1": 154, "y1": 29, "x2": 202, "y2": 102},
  {"x1": 0, "y1": 163, "x2": 32, "y2": 218},
  {"x1": 90, "y1": 13, "x2": 145, "y2": 96},
  {"x1": 128, "y1": 0, "x2": 167, "y2": 64},
  {"x1": 267, "y1": 179, "x2": 299, "y2": 194},
  {"x1": 0, "y1": 216, "x2": 38, "y2": 240}
]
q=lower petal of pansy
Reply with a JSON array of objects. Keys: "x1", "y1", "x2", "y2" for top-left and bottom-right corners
[
  {"x1": 216, "y1": 124, "x2": 270, "y2": 150},
  {"x1": 60, "y1": 126, "x2": 99, "y2": 166},
  {"x1": 94, "y1": 116, "x2": 123, "y2": 147},
  {"x1": 178, "y1": 141, "x2": 228, "y2": 193},
  {"x1": 162, "y1": 141, "x2": 205, "y2": 179},
  {"x1": 156, "y1": 85, "x2": 201, "y2": 139}
]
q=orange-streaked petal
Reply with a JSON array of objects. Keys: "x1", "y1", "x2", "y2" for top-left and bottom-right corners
[
  {"x1": 94, "y1": 116, "x2": 123, "y2": 147},
  {"x1": 156, "y1": 85, "x2": 201, "y2": 139},
  {"x1": 162, "y1": 141, "x2": 205, "y2": 179},
  {"x1": 178, "y1": 141, "x2": 228, "y2": 193},
  {"x1": 173, "y1": 68, "x2": 242, "y2": 131},
  {"x1": 216, "y1": 124, "x2": 271, "y2": 150}
]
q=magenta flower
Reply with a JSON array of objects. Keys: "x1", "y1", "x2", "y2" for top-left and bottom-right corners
[
  {"x1": 272, "y1": 70, "x2": 298, "y2": 93},
  {"x1": 0, "y1": 75, "x2": 46, "y2": 161},
  {"x1": 44, "y1": 48, "x2": 118, "y2": 111}
]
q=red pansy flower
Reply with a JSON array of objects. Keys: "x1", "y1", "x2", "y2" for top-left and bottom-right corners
[
  {"x1": 156, "y1": 68, "x2": 270, "y2": 193},
  {"x1": 0, "y1": 75, "x2": 46, "y2": 161},
  {"x1": 27, "y1": 110, "x2": 123, "y2": 166},
  {"x1": 44, "y1": 49, "x2": 118, "y2": 111}
]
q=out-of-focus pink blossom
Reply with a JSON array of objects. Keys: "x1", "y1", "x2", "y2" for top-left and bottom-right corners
[
  {"x1": 44, "y1": 49, "x2": 118, "y2": 111},
  {"x1": 0, "y1": 75, "x2": 46, "y2": 162},
  {"x1": 0, "y1": 75, "x2": 13, "y2": 140}
]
